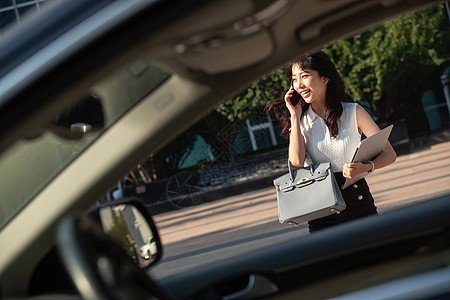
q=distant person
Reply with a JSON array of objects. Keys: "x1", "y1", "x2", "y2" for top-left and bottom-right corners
[{"x1": 266, "y1": 50, "x2": 396, "y2": 233}]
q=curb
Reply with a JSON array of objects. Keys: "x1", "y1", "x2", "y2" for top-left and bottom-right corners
[{"x1": 147, "y1": 171, "x2": 285, "y2": 214}]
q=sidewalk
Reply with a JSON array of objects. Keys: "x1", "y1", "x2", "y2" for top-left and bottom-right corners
[
  {"x1": 368, "y1": 128, "x2": 450, "y2": 212},
  {"x1": 149, "y1": 128, "x2": 450, "y2": 215},
  {"x1": 153, "y1": 129, "x2": 450, "y2": 245}
]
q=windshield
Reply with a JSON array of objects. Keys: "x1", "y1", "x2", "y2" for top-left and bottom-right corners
[
  {"x1": 0, "y1": 59, "x2": 171, "y2": 230},
  {"x1": 135, "y1": 4, "x2": 449, "y2": 279}
]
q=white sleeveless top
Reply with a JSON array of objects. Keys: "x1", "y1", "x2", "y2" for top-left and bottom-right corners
[{"x1": 300, "y1": 102, "x2": 361, "y2": 172}]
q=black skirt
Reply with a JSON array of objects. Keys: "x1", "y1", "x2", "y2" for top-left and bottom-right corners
[{"x1": 308, "y1": 172, "x2": 378, "y2": 233}]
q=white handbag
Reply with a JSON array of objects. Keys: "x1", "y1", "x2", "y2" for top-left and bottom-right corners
[{"x1": 273, "y1": 155, "x2": 346, "y2": 225}]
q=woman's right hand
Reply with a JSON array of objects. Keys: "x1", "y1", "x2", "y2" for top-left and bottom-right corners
[
  {"x1": 286, "y1": 86, "x2": 306, "y2": 167},
  {"x1": 285, "y1": 86, "x2": 302, "y2": 117}
]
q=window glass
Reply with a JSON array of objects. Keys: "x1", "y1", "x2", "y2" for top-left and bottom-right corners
[{"x1": 0, "y1": 59, "x2": 171, "y2": 230}]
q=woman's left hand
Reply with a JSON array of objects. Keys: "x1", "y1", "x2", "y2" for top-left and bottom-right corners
[{"x1": 343, "y1": 162, "x2": 371, "y2": 179}]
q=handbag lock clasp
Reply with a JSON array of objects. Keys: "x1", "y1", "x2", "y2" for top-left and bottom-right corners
[{"x1": 297, "y1": 178, "x2": 308, "y2": 184}]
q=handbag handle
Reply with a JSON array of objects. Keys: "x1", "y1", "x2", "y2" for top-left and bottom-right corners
[{"x1": 288, "y1": 153, "x2": 314, "y2": 182}]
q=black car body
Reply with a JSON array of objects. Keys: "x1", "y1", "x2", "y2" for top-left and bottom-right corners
[{"x1": 0, "y1": 0, "x2": 448, "y2": 299}]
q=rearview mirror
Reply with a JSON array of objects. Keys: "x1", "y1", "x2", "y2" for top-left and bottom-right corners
[{"x1": 90, "y1": 198, "x2": 163, "y2": 269}]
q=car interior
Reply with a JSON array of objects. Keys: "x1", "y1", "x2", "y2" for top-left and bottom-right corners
[{"x1": 0, "y1": 0, "x2": 448, "y2": 299}]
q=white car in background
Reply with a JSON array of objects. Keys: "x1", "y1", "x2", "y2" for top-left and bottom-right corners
[{"x1": 141, "y1": 237, "x2": 157, "y2": 260}]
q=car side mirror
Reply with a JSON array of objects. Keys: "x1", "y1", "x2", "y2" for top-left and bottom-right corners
[{"x1": 89, "y1": 198, "x2": 163, "y2": 269}]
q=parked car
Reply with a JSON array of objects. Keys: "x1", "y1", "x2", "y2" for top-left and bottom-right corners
[
  {"x1": 0, "y1": 0, "x2": 448, "y2": 299},
  {"x1": 141, "y1": 237, "x2": 158, "y2": 260}
]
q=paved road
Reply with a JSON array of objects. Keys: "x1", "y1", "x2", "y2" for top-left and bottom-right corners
[{"x1": 149, "y1": 139, "x2": 450, "y2": 279}]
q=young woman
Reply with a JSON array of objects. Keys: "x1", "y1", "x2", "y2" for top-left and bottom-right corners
[{"x1": 267, "y1": 50, "x2": 397, "y2": 233}]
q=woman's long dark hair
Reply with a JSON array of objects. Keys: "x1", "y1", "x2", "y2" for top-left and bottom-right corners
[{"x1": 266, "y1": 50, "x2": 353, "y2": 139}]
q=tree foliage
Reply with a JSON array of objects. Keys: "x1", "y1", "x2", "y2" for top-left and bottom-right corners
[
  {"x1": 108, "y1": 209, "x2": 136, "y2": 258},
  {"x1": 146, "y1": 4, "x2": 449, "y2": 176},
  {"x1": 218, "y1": 4, "x2": 449, "y2": 137},
  {"x1": 149, "y1": 69, "x2": 291, "y2": 176},
  {"x1": 217, "y1": 68, "x2": 290, "y2": 121},
  {"x1": 325, "y1": 4, "x2": 450, "y2": 136}
]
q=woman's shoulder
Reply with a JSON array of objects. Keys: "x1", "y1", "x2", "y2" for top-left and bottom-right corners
[
  {"x1": 340, "y1": 102, "x2": 358, "y2": 117},
  {"x1": 341, "y1": 102, "x2": 357, "y2": 110},
  {"x1": 338, "y1": 102, "x2": 359, "y2": 128}
]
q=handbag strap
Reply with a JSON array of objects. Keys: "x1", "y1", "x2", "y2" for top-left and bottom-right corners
[{"x1": 288, "y1": 152, "x2": 314, "y2": 182}]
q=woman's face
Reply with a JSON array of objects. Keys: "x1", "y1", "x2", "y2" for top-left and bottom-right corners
[{"x1": 291, "y1": 64, "x2": 328, "y2": 105}]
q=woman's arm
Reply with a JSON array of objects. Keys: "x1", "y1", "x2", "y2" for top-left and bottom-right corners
[
  {"x1": 285, "y1": 86, "x2": 306, "y2": 167},
  {"x1": 343, "y1": 104, "x2": 397, "y2": 179},
  {"x1": 289, "y1": 114, "x2": 307, "y2": 167}
]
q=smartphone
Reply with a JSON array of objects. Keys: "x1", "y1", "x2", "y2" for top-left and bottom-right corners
[{"x1": 290, "y1": 79, "x2": 301, "y2": 107}]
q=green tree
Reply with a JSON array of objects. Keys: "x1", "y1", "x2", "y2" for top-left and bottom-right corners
[
  {"x1": 108, "y1": 209, "x2": 136, "y2": 258},
  {"x1": 217, "y1": 68, "x2": 290, "y2": 121},
  {"x1": 149, "y1": 4, "x2": 450, "y2": 175},
  {"x1": 149, "y1": 70, "x2": 290, "y2": 175},
  {"x1": 326, "y1": 4, "x2": 450, "y2": 137}
]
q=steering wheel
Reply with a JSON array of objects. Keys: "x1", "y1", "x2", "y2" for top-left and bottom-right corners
[{"x1": 56, "y1": 213, "x2": 174, "y2": 300}]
